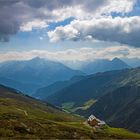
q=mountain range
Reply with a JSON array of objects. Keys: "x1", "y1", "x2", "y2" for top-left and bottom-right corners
[
  {"x1": 0, "y1": 57, "x2": 83, "y2": 95},
  {"x1": 0, "y1": 57, "x2": 131, "y2": 96},
  {"x1": 34, "y1": 57, "x2": 130, "y2": 99},
  {"x1": 121, "y1": 57, "x2": 140, "y2": 68},
  {"x1": 46, "y1": 67, "x2": 140, "y2": 133},
  {"x1": 0, "y1": 57, "x2": 140, "y2": 134},
  {"x1": 81, "y1": 58, "x2": 130, "y2": 74},
  {"x1": 33, "y1": 75, "x2": 85, "y2": 99}
]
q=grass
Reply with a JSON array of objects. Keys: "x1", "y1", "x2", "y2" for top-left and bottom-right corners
[
  {"x1": 61, "y1": 99, "x2": 96, "y2": 113},
  {"x1": 75, "y1": 99, "x2": 97, "y2": 111},
  {"x1": 62, "y1": 102, "x2": 75, "y2": 111},
  {"x1": 0, "y1": 90, "x2": 140, "y2": 139},
  {"x1": 102, "y1": 125, "x2": 140, "y2": 139}
]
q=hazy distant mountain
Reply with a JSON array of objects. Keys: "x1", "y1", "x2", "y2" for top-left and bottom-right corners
[
  {"x1": 61, "y1": 60, "x2": 85, "y2": 70},
  {"x1": 47, "y1": 67, "x2": 140, "y2": 109},
  {"x1": 81, "y1": 58, "x2": 130, "y2": 74},
  {"x1": 46, "y1": 69, "x2": 128, "y2": 107},
  {"x1": 121, "y1": 58, "x2": 140, "y2": 68},
  {"x1": 0, "y1": 57, "x2": 84, "y2": 94},
  {"x1": 0, "y1": 77, "x2": 40, "y2": 94},
  {"x1": 33, "y1": 75, "x2": 85, "y2": 99}
]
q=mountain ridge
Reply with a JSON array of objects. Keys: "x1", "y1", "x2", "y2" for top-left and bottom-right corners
[
  {"x1": 81, "y1": 58, "x2": 130, "y2": 74},
  {"x1": 0, "y1": 57, "x2": 84, "y2": 95},
  {"x1": 46, "y1": 67, "x2": 140, "y2": 133}
]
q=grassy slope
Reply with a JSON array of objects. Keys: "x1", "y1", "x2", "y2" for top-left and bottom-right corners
[{"x1": 0, "y1": 85, "x2": 140, "y2": 139}]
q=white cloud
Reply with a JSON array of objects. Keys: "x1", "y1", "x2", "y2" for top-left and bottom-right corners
[
  {"x1": 48, "y1": 16, "x2": 140, "y2": 47},
  {"x1": 20, "y1": 19, "x2": 48, "y2": 32},
  {"x1": 48, "y1": 25, "x2": 80, "y2": 42},
  {"x1": 49, "y1": 0, "x2": 136, "y2": 20},
  {"x1": 98, "y1": 0, "x2": 136, "y2": 15}
]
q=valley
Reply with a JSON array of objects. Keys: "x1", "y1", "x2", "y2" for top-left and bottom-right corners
[
  {"x1": 0, "y1": 57, "x2": 140, "y2": 139},
  {"x1": 45, "y1": 67, "x2": 140, "y2": 133}
]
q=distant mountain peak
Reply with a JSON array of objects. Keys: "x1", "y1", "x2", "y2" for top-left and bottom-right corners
[
  {"x1": 30, "y1": 57, "x2": 43, "y2": 61},
  {"x1": 112, "y1": 57, "x2": 130, "y2": 67},
  {"x1": 29, "y1": 57, "x2": 48, "y2": 65},
  {"x1": 112, "y1": 57, "x2": 122, "y2": 62}
]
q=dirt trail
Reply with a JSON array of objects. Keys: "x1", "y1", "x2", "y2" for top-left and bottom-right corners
[{"x1": 16, "y1": 108, "x2": 28, "y2": 116}]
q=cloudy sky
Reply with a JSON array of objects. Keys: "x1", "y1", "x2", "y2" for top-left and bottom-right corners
[{"x1": 0, "y1": 0, "x2": 140, "y2": 62}]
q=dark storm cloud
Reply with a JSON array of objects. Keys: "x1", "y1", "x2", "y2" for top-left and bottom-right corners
[
  {"x1": 0, "y1": 0, "x2": 46, "y2": 41},
  {"x1": 0, "y1": 0, "x2": 19, "y2": 6},
  {"x1": 25, "y1": 0, "x2": 107, "y2": 10},
  {"x1": 0, "y1": 0, "x2": 20, "y2": 41},
  {"x1": 25, "y1": 0, "x2": 75, "y2": 9}
]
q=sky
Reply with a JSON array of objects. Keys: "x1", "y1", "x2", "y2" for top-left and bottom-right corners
[{"x1": 0, "y1": 0, "x2": 140, "y2": 62}]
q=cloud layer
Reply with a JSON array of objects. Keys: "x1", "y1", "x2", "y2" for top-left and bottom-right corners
[{"x1": 0, "y1": 46, "x2": 139, "y2": 62}]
